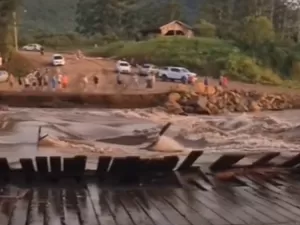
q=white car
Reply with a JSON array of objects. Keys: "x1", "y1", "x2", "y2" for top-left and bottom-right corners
[
  {"x1": 116, "y1": 60, "x2": 131, "y2": 74},
  {"x1": 22, "y1": 43, "x2": 42, "y2": 51},
  {"x1": 0, "y1": 70, "x2": 9, "y2": 83},
  {"x1": 52, "y1": 54, "x2": 65, "y2": 66},
  {"x1": 158, "y1": 66, "x2": 197, "y2": 83},
  {"x1": 138, "y1": 64, "x2": 158, "y2": 76}
]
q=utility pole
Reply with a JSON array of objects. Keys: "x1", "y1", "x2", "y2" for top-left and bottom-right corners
[{"x1": 12, "y1": 11, "x2": 18, "y2": 51}]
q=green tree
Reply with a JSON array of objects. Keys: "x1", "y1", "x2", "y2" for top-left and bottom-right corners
[
  {"x1": 193, "y1": 19, "x2": 216, "y2": 37},
  {"x1": 0, "y1": 0, "x2": 19, "y2": 61},
  {"x1": 76, "y1": 0, "x2": 138, "y2": 37},
  {"x1": 239, "y1": 16, "x2": 275, "y2": 48}
]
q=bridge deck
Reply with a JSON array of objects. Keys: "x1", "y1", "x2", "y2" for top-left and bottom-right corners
[
  {"x1": 1, "y1": 174, "x2": 300, "y2": 225},
  {"x1": 0, "y1": 151, "x2": 300, "y2": 225}
]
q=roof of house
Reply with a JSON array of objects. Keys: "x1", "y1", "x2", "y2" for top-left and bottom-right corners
[
  {"x1": 140, "y1": 20, "x2": 193, "y2": 34},
  {"x1": 159, "y1": 20, "x2": 193, "y2": 30}
]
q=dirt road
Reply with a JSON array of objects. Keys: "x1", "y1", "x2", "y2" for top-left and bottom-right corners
[
  {"x1": 1, "y1": 51, "x2": 299, "y2": 94},
  {"x1": 12, "y1": 51, "x2": 178, "y2": 93}
]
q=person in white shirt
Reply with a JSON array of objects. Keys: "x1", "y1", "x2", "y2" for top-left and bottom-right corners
[{"x1": 83, "y1": 75, "x2": 88, "y2": 91}]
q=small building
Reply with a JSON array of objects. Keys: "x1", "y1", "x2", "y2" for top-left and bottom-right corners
[{"x1": 140, "y1": 20, "x2": 194, "y2": 38}]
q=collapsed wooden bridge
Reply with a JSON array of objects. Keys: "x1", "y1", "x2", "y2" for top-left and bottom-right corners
[{"x1": 1, "y1": 151, "x2": 300, "y2": 225}]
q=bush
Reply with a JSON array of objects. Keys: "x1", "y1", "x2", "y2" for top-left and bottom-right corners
[
  {"x1": 290, "y1": 61, "x2": 300, "y2": 80},
  {"x1": 194, "y1": 20, "x2": 216, "y2": 37},
  {"x1": 225, "y1": 53, "x2": 282, "y2": 85},
  {"x1": 239, "y1": 16, "x2": 275, "y2": 48},
  {"x1": 3, "y1": 52, "x2": 36, "y2": 77}
]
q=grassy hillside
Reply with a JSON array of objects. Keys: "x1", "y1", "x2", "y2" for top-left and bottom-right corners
[{"x1": 87, "y1": 37, "x2": 291, "y2": 86}]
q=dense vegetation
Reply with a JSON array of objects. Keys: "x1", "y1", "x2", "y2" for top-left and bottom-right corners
[
  {"x1": 83, "y1": 0, "x2": 300, "y2": 86},
  {"x1": 3, "y1": 0, "x2": 300, "y2": 84}
]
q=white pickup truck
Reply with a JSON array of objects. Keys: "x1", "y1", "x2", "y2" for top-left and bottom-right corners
[{"x1": 158, "y1": 66, "x2": 197, "y2": 84}]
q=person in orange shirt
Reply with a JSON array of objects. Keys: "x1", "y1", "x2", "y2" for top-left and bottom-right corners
[{"x1": 62, "y1": 75, "x2": 69, "y2": 89}]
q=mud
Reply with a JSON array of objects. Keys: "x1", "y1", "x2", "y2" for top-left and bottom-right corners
[{"x1": 0, "y1": 91, "x2": 169, "y2": 108}]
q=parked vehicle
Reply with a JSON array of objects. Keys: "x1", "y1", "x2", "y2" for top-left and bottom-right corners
[
  {"x1": 0, "y1": 70, "x2": 9, "y2": 83},
  {"x1": 116, "y1": 60, "x2": 131, "y2": 74},
  {"x1": 52, "y1": 54, "x2": 65, "y2": 66},
  {"x1": 22, "y1": 43, "x2": 42, "y2": 51},
  {"x1": 158, "y1": 67, "x2": 197, "y2": 83},
  {"x1": 138, "y1": 64, "x2": 158, "y2": 76}
]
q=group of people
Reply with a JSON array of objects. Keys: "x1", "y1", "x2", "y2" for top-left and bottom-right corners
[
  {"x1": 14, "y1": 68, "x2": 69, "y2": 91},
  {"x1": 116, "y1": 71, "x2": 156, "y2": 89},
  {"x1": 202, "y1": 75, "x2": 229, "y2": 89}
]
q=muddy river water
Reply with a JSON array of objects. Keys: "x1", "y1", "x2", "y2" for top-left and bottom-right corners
[{"x1": 1, "y1": 107, "x2": 300, "y2": 166}]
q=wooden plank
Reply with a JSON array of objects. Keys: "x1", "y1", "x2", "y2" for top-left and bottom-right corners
[
  {"x1": 244, "y1": 183, "x2": 300, "y2": 221},
  {"x1": 109, "y1": 157, "x2": 132, "y2": 173},
  {"x1": 251, "y1": 152, "x2": 280, "y2": 166},
  {"x1": 188, "y1": 189, "x2": 246, "y2": 225},
  {"x1": 73, "y1": 155, "x2": 87, "y2": 176},
  {"x1": 109, "y1": 156, "x2": 141, "y2": 183},
  {"x1": 210, "y1": 154, "x2": 245, "y2": 172},
  {"x1": 280, "y1": 153, "x2": 300, "y2": 167},
  {"x1": 173, "y1": 189, "x2": 229, "y2": 225},
  {"x1": 64, "y1": 188, "x2": 80, "y2": 225},
  {"x1": 118, "y1": 190, "x2": 155, "y2": 225},
  {"x1": 212, "y1": 187, "x2": 278, "y2": 224},
  {"x1": 0, "y1": 158, "x2": 10, "y2": 180},
  {"x1": 35, "y1": 157, "x2": 48, "y2": 174},
  {"x1": 0, "y1": 186, "x2": 16, "y2": 225},
  {"x1": 86, "y1": 184, "x2": 117, "y2": 225},
  {"x1": 96, "y1": 156, "x2": 111, "y2": 174},
  {"x1": 130, "y1": 190, "x2": 173, "y2": 225},
  {"x1": 46, "y1": 188, "x2": 64, "y2": 225},
  {"x1": 20, "y1": 158, "x2": 35, "y2": 178},
  {"x1": 161, "y1": 191, "x2": 212, "y2": 225},
  {"x1": 231, "y1": 185, "x2": 289, "y2": 224},
  {"x1": 63, "y1": 158, "x2": 75, "y2": 177},
  {"x1": 177, "y1": 151, "x2": 203, "y2": 170},
  {"x1": 103, "y1": 190, "x2": 135, "y2": 225},
  {"x1": 49, "y1": 156, "x2": 61, "y2": 177},
  {"x1": 162, "y1": 156, "x2": 179, "y2": 171},
  {"x1": 241, "y1": 176, "x2": 300, "y2": 218},
  {"x1": 6, "y1": 190, "x2": 31, "y2": 225},
  {"x1": 205, "y1": 189, "x2": 290, "y2": 224},
  {"x1": 139, "y1": 158, "x2": 165, "y2": 172},
  {"x1": 26, "y1": 189, "x2": 44, "y2": 225},
  {"x1": 146, "y1": 190, "x2": 190, "y2": 225},
  {"x1": 74, "y1": 187, "x2": 100, "y2": 225},
  {"x1": 187, "y1": 177, "x2": 212, "y2": 191}
]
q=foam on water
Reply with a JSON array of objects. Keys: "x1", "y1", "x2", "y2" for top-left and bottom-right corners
[{"x1": 1, "y1": 107, "x2": 300, "y2": 158}]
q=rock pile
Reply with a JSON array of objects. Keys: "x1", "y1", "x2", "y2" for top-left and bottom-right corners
[{"x1": 165, "y1": 83, "x2": 300, "y2": 115}]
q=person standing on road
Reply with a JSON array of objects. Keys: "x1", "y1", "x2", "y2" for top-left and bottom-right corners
[
  {"x1": 24, "y1": 77, "x2": 30, "y2": 89},
  {"x1": 93, "y1": 75, "x2": 99, "y2": 89},
  {"x1": 51, "y1": 76, "x2": 57, "y2": 91},
  {"x1": 132, "y1": 73, "x2": 139, "y2": 88},
  {"x1": 18, "y1": 76, "x2": 23, "y2": 86},
  {"x1": 219, "y1": 75, "x2": 224, "y2": 87},
  {"x1": 204, "y1": 76, "x2": 209, "y2": 93},
  {"x1": 57, "y1": 73, "x2": 62, "y2": 89},
  {"x1": 62, "y1": 75, "x2": 68, "y2": 89},
  {"x1": 40, "y1": 46, "x2": 44, "y2": 56},
  {"x1": 117, "y1": 71, "x2": 123, "y2": 86},
  {"x1": 82, "y1": 75, "x2": 89, "y2": 91}
]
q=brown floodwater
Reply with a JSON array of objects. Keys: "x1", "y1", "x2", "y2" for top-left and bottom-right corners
[{"x1": 1, "y1": 107, "x2": 300, "y2": 168}]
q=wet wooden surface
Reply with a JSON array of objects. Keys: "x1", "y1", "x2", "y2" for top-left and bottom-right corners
[{"x1": 0, "y1": 174, "x2": 300, "y2": 225}]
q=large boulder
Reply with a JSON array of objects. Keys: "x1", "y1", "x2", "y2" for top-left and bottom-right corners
[
  {"x1": 249, "y1": 100, "x2": 261, "y2": 112},
  {"x1": 168, "y1": 92, "x2": 182, "y2": 102}
]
